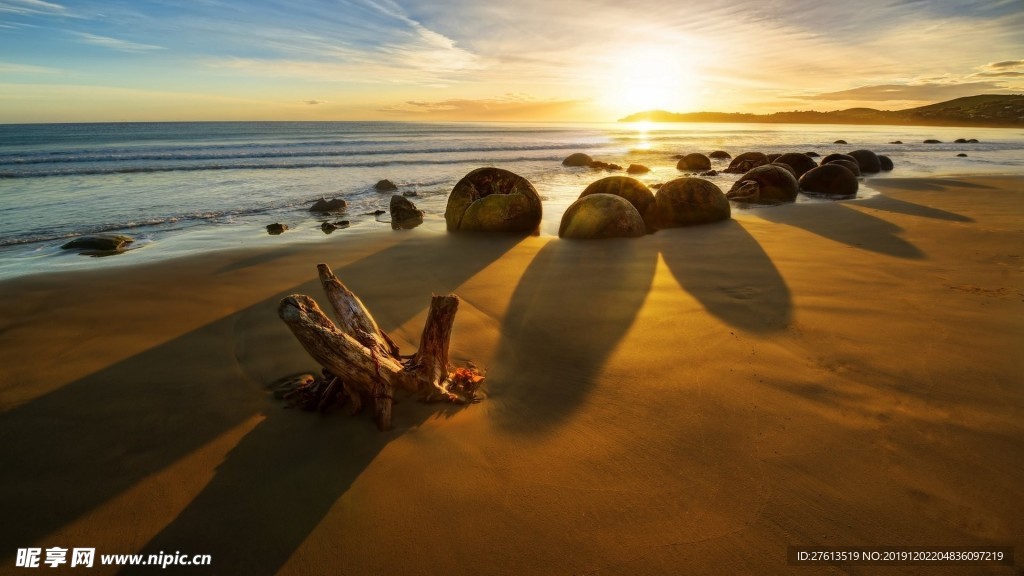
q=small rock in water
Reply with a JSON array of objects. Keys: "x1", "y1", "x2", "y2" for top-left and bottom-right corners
[
  {"x1": 834, "y1": 139, "x2": 847, "y2": 144},
  {"x1": 321, "y1": 220, "x2": 350, "y2": 234},
  {"x1": 923, "y1": 139, "x2": 942, "y2": 144},
  {"x1": 709, "y1": 150, "x2": 731, "y2": 160},
  {"x1": 967, "y1": 138, "x2": 979, "y2": 143},
  {"x1": 805, "y1": 151, "x2": 820, "y2": 157},
  {"x1": 267, "y1": 223, "x2": 288, "y2": 235},
  {"x1": 390, "y1": 195, "x2": 423, "y2": 229},
  {"x1": 957, "y1": 153, "x2": 968, "y2": 157},
  {"x1": 889, "y1": 140, "x2": 903, "y2": 144},
  {"x1": 700, "y1": 169, "x2": 718, "y2": 177},
  {"x1": 402, "y1": 190, "x2": 419, "y2": 197},
  {"x1": 309, "y1": 197, "x2": 347, "y2": 213},
  {"x1": 374, "y1": 179, "x2": 398, "y2": 192},
  {"x1": 626, "y1": 163, "x2": 650, "y2": 174},
  {"x1": 61, "y1": 233, "x2": 134, "y2": 255},
  {"x1": 363, "y1": 209, "x2": 386, "y2": 217}
]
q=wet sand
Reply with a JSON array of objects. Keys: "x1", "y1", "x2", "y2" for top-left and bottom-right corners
[{"x1": 0, "y1": 176, "x2": 1021, "y2": 575}]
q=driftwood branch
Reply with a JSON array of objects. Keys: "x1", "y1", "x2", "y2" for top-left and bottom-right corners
[{"x1": 277, "y1": 264, "x2": 483, "y2": 430}]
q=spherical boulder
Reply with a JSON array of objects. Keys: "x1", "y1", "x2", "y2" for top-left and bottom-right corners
[
  {"x1": 445, "y1": 168, "x2": 542, "y2": 233},
  {"x1": 644, "y1": 178, "x2": 730, "y2": 229},
  {"x1": 821, "y1": 153, "x2": 857, "y2": 165},
  {"x1": 805, "y1": 151, "x2": 820, "y2": 157},
  {"x1": 847, "y1": 149, "x2": 881, "y2": 174},
  {"x1": 562, "y1": 153, "x2": 593, "y2": 167},
  {"x1": 774, "y1": 152, "x2": 818, "y2": 178},
  {"x1": 767, "y1": 153, "x2": 781, "y2": 162},
  {"x1": 559, "y1": 194, "x2": 646, "y2": 239},
  {"x1": 799, "y1": 164, "x2": 859, "y2": 198},
  {"x1": 771, "y1": 162, "x2": 797, "y2": 177},
  {"x1": 626, "y1": 163, "x2": 650, "y2": 174},
  {"x1": 923, "y1": 139, "x2": 941, "y2": 144},
  {"x1": 834, "y1": 139, "x2": 847, "y2": 144},
  {"x1": 878, "y1": 155, "x2": 894, "y2": 171},
  {"x1": 726, "y1": 152, "x2": 769, "y2": 173},
  {"x1": 709, "y1": 150, "x2": 731, "y2": 160},
  {"x1": 726, "y1": 165, "x2": 799, "y2": 204},
  {"x1": 827, "y1": 158, "x2": 861, "y2": 177},
  {"x1": 580, "y1": 176, "x2": 655, "y2": 219},
  {"x1": 677, "y1": 153, "x2": 711, "y2": 171}
]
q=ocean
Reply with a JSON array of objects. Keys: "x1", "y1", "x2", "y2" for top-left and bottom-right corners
[{"x1": 1, "y1": 121, "x2": 1022, "y2": 280}]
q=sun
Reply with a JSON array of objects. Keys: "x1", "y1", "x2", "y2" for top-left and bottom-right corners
[{"x1": 600, "y1": 45, "x2": 701, "y2": 115}]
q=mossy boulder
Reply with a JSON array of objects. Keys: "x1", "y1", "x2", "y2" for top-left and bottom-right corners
[
  {"x1": 562, "y1": 153, "x2": 593, "y2": 167},
  {"x1": 677, "y1": 153, "x2": 711, "y2": 171},
  {"x1": 774, "y1": 152, "x2": 818, "y2": 178},
  {"x1": 559, "y1": 194, "x2": 646, "y2": 239},
  {"x1": 848, "y1": 149, "x2": 881, "y2": 174},
  {"x1": 726, "y1": 165, "x2": 799, "y2": 204},
  {"x1": 644, "y1": 178, "x2": 730, "y2": 229},
  {"x1": 878, "y1": 155, "x2": 894, "y2": 171},
  {"x1": 580, "y1": 176, "x2": 655, "y2": 218},
  {"x1": 445, "y1": 167, "x2": 542, "y2": 233},
  {"x1": 799, "y1": 164, "x2": 859, "y2": 198}
]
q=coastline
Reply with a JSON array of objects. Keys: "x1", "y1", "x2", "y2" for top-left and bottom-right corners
[{"x1": 1, "y1": 174, "x2": 1021, "y2": 574}]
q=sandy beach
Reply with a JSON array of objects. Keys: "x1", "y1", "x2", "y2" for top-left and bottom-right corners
[{"x1": 0, "y1": 175, "x2": 1021, "y2": 575}]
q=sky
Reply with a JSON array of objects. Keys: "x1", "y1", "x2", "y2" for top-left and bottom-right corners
[{"x1": 1, "y1": 0, "x2": 1022, "y2": 122}]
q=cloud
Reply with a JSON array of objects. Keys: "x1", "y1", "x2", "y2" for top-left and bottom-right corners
[
  {"x1": 377, "y1": 95, "x2": 587, "y2": 120},
  {"x1": 0, "y1": 0, "x2": 64, "y2": 15},
  {"x1": 985, "y1": 60, "x2": 1024, "y2": 69},
  {"x1": 0, "y1": 61, "x2": 63, "y2": 74},
  {"x1": 73, "y1": 33, "x2": 165, "y2": 52},
  {"x1": 798, "y1": 82, "x2": 1015, "y2": 102},
  {"x1": 975, "y1": 71, "x2": 1024, "y2": 78}
]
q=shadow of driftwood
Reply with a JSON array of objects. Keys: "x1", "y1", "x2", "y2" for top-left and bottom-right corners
[
  {"x1": 760, "y1": 201, "x2": 926, "y2": 260},
  {"x1": 0, "y1": 233, "x2": 522, "y2": 573},
  {"x1": 657, "y1": 220, "x2": 792, "y2": 334},
  {"x1": 490, "y1": 238, "x2": 658, "y2": 434},
  {"x1": 857, "y1": 195, "x2": 974, "y2": 223}
]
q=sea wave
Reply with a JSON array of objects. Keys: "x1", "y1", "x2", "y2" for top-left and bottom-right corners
[{"x1": 0, "y1": 154, "x2": 567, "y2": 178}]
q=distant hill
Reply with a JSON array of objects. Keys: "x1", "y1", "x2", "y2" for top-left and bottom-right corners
[{"x1": 619, "y1": 95, "x2": 1024, "y2": 127}]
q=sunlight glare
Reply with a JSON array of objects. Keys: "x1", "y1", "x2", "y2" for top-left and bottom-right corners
[{"x1": 602, "y1": 45, "x2": 700, "y2": 116}]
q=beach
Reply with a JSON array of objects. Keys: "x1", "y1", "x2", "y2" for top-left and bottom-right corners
[{"x1": 0, "y1": 174, "x2": 1020, "y2": 574}]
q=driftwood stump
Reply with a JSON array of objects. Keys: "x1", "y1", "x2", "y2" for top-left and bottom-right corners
[{"x1": 276, "y1": 264, "x2": 483, "y2": 430}]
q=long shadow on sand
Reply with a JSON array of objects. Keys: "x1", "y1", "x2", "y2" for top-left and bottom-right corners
[
  {"x1": 759, "y1": 200, "x2": 926, "y2": 259},
  {"x1": 657, "y1": 220, "x2": 792, "y2": 334},
  {"x1": 0, "y1": 233, "x2": 522, "y2": 574},
  {"x1": 488, "y1": 239, "x2": 658, "y2": 434},
  {"x1": 856, "y1": 195, "x2": 974, "y2": 223}
]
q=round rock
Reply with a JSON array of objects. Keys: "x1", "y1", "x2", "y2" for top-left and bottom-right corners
[
  {"x1": 626, "y1": 163, "x2": 650, "y2": 174},
  {"x1": 822, "y1": 153, "x2": 857, "y2": 165},
  {"x1": 727, "y1": 165, "x2": 799, "y2": 204},
  {"x1": 580, "y1": 176, "x2": 655, "y2": 218},
  {"x1": 644, "y1": 178, "x2": 730, "y2": 229},
  {"x1": 828, "y1": 159, "x2": 861, "y2": 176},
  {"x1": 847, "y1": 149, "x2": 881, "y2": 174},
  {"x1": 709, "y1": 150, "x2": 731, "y2": 160},
  {"x1": 559, "y1": 194, "x2": 646, "y2": 239},
  {"x1": 445, "y1": 167, "x2": 543, "y2": 233},
  {"x1": 799, "y1": 164, "x2": 859, "y2": 198},
  {"x1": 726, "y1": 152, "x2": 769, "y2": 173},
  {"x1": 878, "y1": 155, "x2": 894, "y2": 171},
  {"x1": 562, "y1": 153, "x2": 593, "y2": 167},
  {"x1": 677, "y1": 153, "x2": 711, "y2": 171},
  {"x1": 61, "y1": 234, "x2": 134, "y2": 252},
  {"x1": 774, "y1": 152, "x2": 818, "y2": 178}
]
